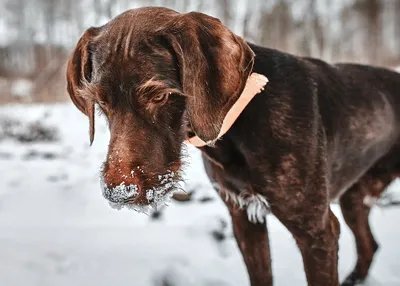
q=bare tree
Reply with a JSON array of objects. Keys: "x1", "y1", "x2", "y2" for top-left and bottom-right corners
[{"x1": 1, "y1": 0, "x2": 399, "y2": 102}]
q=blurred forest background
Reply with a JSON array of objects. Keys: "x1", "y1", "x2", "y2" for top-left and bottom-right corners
[{"x1": 0, "y1": 0, "x2": 399, "y2": 103}]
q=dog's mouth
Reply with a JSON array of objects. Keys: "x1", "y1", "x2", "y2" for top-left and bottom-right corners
[{"x1": 100, "y1": 170, "x2": 181, "y2": 213}]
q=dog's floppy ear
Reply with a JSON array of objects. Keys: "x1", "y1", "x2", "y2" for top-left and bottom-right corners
[
  {"x1": 166, "y1": 12, "x2": 254, "y2": 144},
  {"x1": 66, "y1": 27, "x2": 98, "y2": 145}
]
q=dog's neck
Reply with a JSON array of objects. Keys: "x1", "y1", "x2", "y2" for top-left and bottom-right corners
[{"x1": 186, "y1": 73, "x2": 268, "y2": 147}]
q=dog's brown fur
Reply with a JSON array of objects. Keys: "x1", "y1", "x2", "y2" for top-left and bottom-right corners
[{"x1": 66, "y1": 7, "x2": 400, "y2": 286}]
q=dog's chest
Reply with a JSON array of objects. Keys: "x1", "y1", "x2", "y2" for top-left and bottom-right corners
[
  {"x1": 201, "y1": 148, "x2": 271, "y2": 224},
  {"x1": 220, "y1": 187, "x2": 271, "y2": 224}
]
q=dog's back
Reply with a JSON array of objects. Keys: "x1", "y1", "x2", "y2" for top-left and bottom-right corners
[{"x1": 249, "y1": 43, "x2": 400, "y2": 198}]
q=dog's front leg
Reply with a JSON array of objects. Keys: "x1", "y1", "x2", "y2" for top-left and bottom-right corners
[
  {"x1": 225, "y1": 199, "x2": 273, "y2": 286},
  {"x1": 273, "y1": 206, "x2": 340, "y2": 286}
]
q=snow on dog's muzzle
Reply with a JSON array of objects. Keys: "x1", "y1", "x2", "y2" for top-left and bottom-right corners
[
  {"x1": 100, "y1": 166, "x2": 180, "y2": 213},
  {"x1": 101, "y1": 181, "x2": 139, "y2": 204}
]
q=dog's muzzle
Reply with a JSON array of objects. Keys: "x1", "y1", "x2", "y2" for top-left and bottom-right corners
[{"x1": 100, "y1": 170, "x2": 179, "y2": 213}]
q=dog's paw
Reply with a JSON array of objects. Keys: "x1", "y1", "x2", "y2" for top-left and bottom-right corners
[{"x1": 341, "y1": 271, "x2": 363, "y2": 286}]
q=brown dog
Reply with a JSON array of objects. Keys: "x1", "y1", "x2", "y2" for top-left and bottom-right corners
[{"x1": 66, "y1": 7, "x2": 400, "y2": 286}]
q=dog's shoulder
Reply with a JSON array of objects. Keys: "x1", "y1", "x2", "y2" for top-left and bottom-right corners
[
  {"x1": 248, "y1": 43, "x2": 341, "y2": 93},
  {"x1": 248, "y1": 43, "x2": 305, "y2": 78}
]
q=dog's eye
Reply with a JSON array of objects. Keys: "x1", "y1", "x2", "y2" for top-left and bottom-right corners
[{"x1": 152, "y1": 92, "x2": 170, "y2": 103}]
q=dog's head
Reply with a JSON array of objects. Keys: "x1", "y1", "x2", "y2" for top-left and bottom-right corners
[{"x1": 66, "y1": 7, "x2": 254, "y2": 211}]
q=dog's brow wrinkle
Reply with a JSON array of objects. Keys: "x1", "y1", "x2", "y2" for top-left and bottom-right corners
[
  {"x1": 137, "y1": 78, "x2": 167, "y2": 95},
  {"x1": 124, "y1": 27, "x2": 134, "y2": 59},
  {"x1": 105, "y1": 40, "x2": 113, "y2": 58},
  {"x1": 114, "y1": 30, "x2": 124, "y2": 53}
]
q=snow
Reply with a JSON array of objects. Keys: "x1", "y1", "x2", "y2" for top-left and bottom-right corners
[
  {"x1": 220, "y1": 188, "x2": 270, "y2": 224},
  {"x1": 1, "y1": 103, "x2": 400, "y2": 286},
  {"x1": 10, "y1": 79, "x2": 33, "y2": 99},
  {"x1": 101, "y1": 181, "x2": 139, "y2": 205}
]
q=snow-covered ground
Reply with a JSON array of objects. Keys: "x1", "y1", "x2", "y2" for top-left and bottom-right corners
[{"x1": 1, "y1": 103, "x2": 400, "y2": 286}]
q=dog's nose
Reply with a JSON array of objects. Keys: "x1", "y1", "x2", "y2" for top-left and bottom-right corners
[{"x1": 101, "y1": 162, "x2": 145, "y2": 206}]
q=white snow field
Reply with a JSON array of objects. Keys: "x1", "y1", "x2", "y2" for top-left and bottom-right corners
[{"x1": 0, "y1": 103, "x2": 400, "y2": 286}]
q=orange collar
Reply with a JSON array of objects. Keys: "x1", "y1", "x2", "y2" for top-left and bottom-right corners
[{"x1": 186, "y1": 73, "x2": 268, "y2": 147}]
